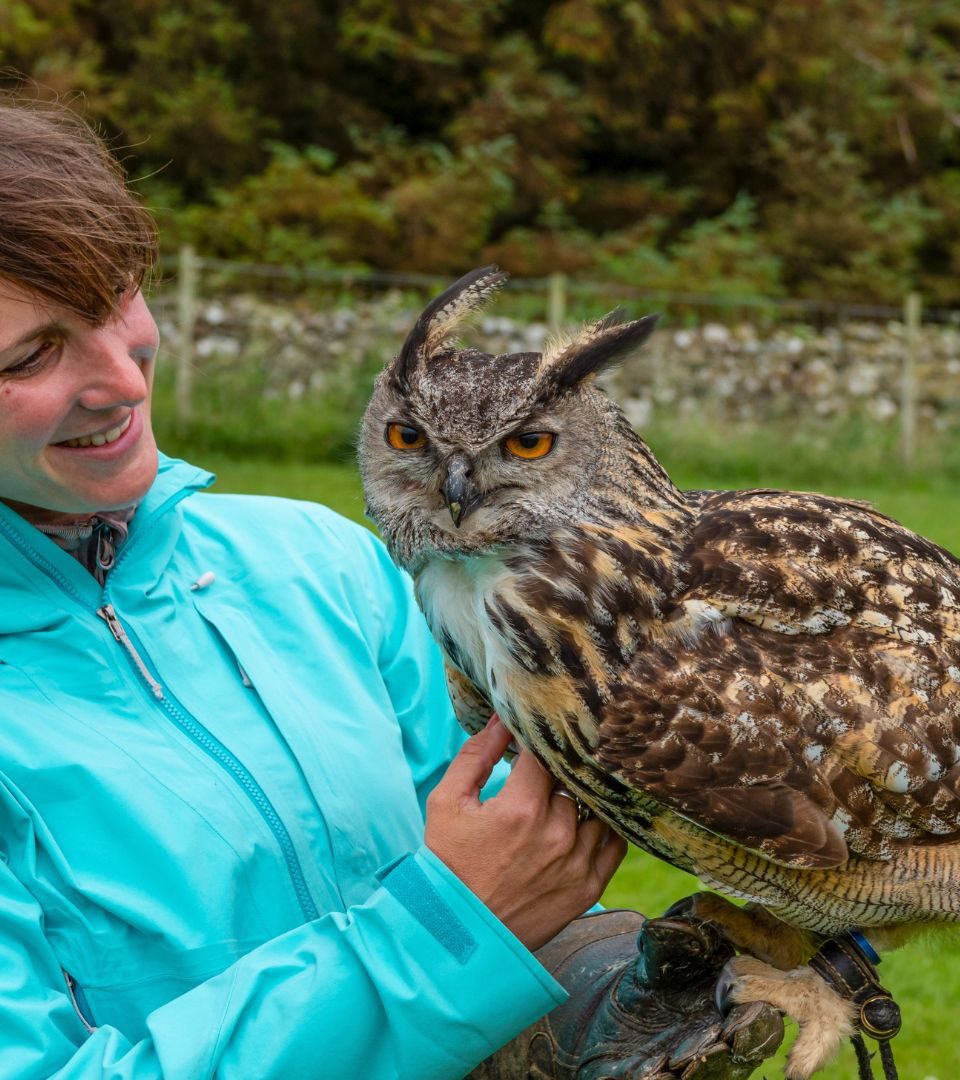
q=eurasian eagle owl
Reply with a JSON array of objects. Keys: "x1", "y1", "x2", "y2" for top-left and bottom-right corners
[{"x1": 359, "y1": 267, "x2": 960, "y2": 1079}]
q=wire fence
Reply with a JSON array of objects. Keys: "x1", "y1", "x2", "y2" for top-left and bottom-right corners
[
  {"x1": 153, "y1": 247, "x2": 960, "y2": 469},
  {"x1": 156, "y1": 248, "x2": 960, "y2": 325}
]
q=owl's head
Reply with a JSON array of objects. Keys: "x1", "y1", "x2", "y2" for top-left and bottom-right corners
[{"x1": 359, "y1": 266, "x2": 671, "y2": 572}]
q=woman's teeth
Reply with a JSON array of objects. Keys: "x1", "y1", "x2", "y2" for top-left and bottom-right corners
[{"x1": 63, "y1": 415, "x2": 132, "y2": 448}]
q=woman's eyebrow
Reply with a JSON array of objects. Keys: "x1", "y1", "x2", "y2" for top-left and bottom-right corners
[{"x1": 0, "y1": 320, "x2": 63, "y2": 356}]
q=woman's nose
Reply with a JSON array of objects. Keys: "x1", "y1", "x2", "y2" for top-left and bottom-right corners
[{"x1": 75, "y1": 325, "x2": 153, "y2": 410}]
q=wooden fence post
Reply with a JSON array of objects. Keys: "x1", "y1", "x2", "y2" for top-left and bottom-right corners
[
  {"x1": 175, "y1": 244, "x2": 198, "y2": 426},
  {"x1": 901, "y1": 292, "x2": 921, "y2": 469},
  {"x1": 547, "y1": 272, "x2": 567, "y2": 333}
]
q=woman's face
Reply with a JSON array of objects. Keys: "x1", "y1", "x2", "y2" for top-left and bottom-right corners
[{"x1": 0, "y1": 281, "x2": 160, "y2": 513}]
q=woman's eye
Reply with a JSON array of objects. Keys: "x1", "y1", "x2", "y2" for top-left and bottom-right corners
[
  {"x1": 385, "y1": 423, "x2": 428, "y2": 450},
  {"x1": 3, "y1": 340, "x2": 57, "y2": 377},
  {"x1": 504, "y1": 431, "x2": 555, "y2": 460}
]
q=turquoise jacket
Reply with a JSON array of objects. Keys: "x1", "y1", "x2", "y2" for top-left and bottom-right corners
[{"x1": 0, "y1": 455, "x2": 565, "y2": 1078}]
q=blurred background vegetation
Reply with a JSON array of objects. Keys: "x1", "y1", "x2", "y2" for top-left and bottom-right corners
[
  {"x1": 10, "y1": 0, "x2": 960, "y2": 495},
  {"x1": 4, "y1": 0, "x2": 960, "y2": 302}
]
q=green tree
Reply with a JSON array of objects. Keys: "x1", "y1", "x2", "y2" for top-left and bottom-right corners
[{"x1": 4, "y1": 0, "x2": 960, "y2": 300}]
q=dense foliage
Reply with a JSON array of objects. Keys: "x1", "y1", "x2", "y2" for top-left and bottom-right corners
[{"x1": 5, "y1": 1, "x2": 960, "y2": 301}]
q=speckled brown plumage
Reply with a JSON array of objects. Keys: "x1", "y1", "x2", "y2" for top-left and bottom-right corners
[
  {"x1": 359, "y1": 269, "x2": 960, "y2": 1076},
  {"x1": 448, "y1": 492, "x2": 960, "y2": 931}
]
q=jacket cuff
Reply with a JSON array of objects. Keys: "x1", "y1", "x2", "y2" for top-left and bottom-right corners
[{"x1": 376, "y1": 843, "x2": 567, "y2": 1007}]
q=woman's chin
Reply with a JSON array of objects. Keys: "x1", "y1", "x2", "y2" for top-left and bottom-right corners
[{"x1": 35, "y1": 434, "x2": 160, "y2": 514}]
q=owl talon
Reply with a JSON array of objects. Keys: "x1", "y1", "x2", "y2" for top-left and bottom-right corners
[
  {"x1": 667, "y1": 1023, "x2": 723, "y2": 1070},
  {"x1": 662, "y1": 895, "x2": 698, "y2": 920},
  {"x1": 637, "y1": 915, "x2": 733, "y2": 990},
  {"x1": 714, "y1": 967, "x2": 737, "y2": 1018},
  {"x1": 660, "y1": 892, "x2": 736, "y2": 941},
  {"x1": 723, "y1": 1003, "x2": 785, "y2": 1064},
  {"x1": 662, "y1": 893, "x2": 814, "y2": 971}
]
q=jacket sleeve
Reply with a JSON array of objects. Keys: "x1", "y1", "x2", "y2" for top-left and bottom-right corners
[{"x1": 1, "y1": 846, "x2": 565, "y2": 1079}]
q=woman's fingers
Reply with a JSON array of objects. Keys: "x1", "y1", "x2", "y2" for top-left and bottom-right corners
[
  {"x1": 548, "y1": 789, "x2": 582, "y2": 830},
  {"x1": 571, "y1": 814, "x2": 627, "y2": 878},
  {"x1": 572, "y1": 813, "x2": 608, "y2": 853},
  {"x1": 426, "y1": 725, "x2": 630, "y2": 950},
  {"x1": 589, "y1": 827, "x2": 629, "y2": 888},
  {"x1": 501, "y1": 743, "x2": 555, "y2": 801},
  {"x1": 434, "y1": 715, "x2": 513, "y2": 803}
]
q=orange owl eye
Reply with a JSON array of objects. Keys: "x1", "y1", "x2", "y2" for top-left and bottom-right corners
[
  {"x1": 386, "y1": 423, "x2": 428, "y2": 450},
  {"x1": 504, "y1": 431, "x2": 555, "y2": 460}
]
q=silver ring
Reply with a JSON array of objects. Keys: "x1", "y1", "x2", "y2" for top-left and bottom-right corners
[{"x1": 552, "y1": 788, "x2": 592, "y2": 824}]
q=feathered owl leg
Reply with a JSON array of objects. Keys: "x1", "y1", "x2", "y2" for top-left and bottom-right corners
[
  {"x1": 668, "y1": 892, "x2": 817, "y2": 969},
  {"x1": 444, "y1": 660, "x2": 494, "y2": 737},
  {"x1": 668, "y1": 893, "x2": 856, "y2": 1076},
  {"x1": 718, "y1": 956, "x2": 857, "y2": 1080}
]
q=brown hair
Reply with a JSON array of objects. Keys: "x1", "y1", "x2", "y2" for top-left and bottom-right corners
[{"x1": 0, "y1": 97, "x2": 158, "y2": 324}]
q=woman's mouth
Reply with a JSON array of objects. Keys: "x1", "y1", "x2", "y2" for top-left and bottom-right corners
[
  {"x1": 58, "y1": 414, "x2": 133, "y2": 448},
  {"x1": 52, "y1": 411, "x2": 142, "y2": 456}
]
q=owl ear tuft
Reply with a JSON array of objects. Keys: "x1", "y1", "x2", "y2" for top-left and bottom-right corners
[
  {"x1": 539, "y1": 312, "x2": 659, "y2": 392},
  {"x1": 391, "y1": 266, "x2": 509, "y2": 390}
]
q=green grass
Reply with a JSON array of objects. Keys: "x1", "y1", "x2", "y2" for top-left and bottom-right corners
[
  {"x1": 204, "y1": 458, "x2": 369, "y2": 521},
  {"x1": 203, "y1": 454, "x2": 960, "y2": 1079}
]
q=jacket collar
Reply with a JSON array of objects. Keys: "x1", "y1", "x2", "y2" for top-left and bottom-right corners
[
  {"x1": 0, "y1": 453, "x2": 215, "y2": 626},
  {"x1": 126, "y1": 453, "x2": 215, "y2": 544}
]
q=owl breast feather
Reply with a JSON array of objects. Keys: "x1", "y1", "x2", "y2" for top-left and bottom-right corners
[
  {"x1": 415, "y1": 555, "x2": 522, "y2": 717},
  {"x1": 414, "y1": 543, "x2": 664, "y2": 800}
]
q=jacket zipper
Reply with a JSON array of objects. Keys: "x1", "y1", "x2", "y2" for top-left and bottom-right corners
[
  {"x1": 96, "y1": 604, "x2": 319, "y2": 922},
  {"x1": 99, "y1": 606, "x2": 163, "y2": 699},
  {"x1": 0, "y1": 497, "x2": 320, "y2": 922},
  {"x1": 63, "y1": 970, "x2": 97, "y2": 1033}
]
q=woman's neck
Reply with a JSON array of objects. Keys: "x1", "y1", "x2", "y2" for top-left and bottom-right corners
[
  {"x1": 2, "y1": 501, "x2": 102, "y2": 528},
  {"x1": 2, "y1": 500, "x2": 138, "y2": 582}
]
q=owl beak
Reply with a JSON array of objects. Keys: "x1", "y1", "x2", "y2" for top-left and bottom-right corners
[{"x1": 442, "y1": 455, "x2": 479, "y2": 528}]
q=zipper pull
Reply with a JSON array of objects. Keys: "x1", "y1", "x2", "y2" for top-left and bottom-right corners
[
  {"x1": 97, "y1": 604, "x2": 164, "y2": 700},
  {"x1": 95, "y1": 522, "x2": 117, "y2": 577}
]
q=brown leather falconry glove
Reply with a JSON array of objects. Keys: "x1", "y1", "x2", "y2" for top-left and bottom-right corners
[{"x1": 468, "y1": 909, "x2": 784, "y2": 1080}]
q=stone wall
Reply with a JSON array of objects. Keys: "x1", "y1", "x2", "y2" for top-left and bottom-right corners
[{"x1": 154, "y1": 292, "x2": 960, "y2": 430}]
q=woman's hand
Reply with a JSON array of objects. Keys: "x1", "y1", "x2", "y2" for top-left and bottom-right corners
[{"x1": 425, "y1": 716, "x2": 627, "y2": 951}]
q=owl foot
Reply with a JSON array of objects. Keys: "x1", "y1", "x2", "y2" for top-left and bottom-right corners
[
  {"x1": 665, "y1": 892, "x2": 816, "y2": 970},
  {"x1": 717, "y1": 955, "x2": 856, "y2": 1080},
  {"x1": 469, "y1": 911, "x2": 784, "y2": 1080}
]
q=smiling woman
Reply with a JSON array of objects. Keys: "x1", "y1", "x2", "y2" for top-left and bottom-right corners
[
  {"x1": 0, "y1": 96, "x2": 781, "y2": 1080},
  {"x1": 0, "y1": 100, "x2": 160, "y2": 517},
  {"x1": 0, "y1": 282, "x2": 160, "y2": 513}
]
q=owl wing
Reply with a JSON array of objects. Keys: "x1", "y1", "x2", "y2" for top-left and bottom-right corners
[
  {"x1": 678, "y1": 488, "x2": 960, "y2": 642},
  {"x1": 595, "y1": 489, "x2": 960, "y2": 869},
  {"x1": 444, "y1": 660, "x2": 493, "y2": 737},
  {"x1": 600, "y1": 628, "x2": 960, "y2": 869}
]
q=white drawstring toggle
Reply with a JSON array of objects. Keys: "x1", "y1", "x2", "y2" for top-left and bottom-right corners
[{"x1": 190, "y1": 571, "x2": 216, "y2": 591}]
